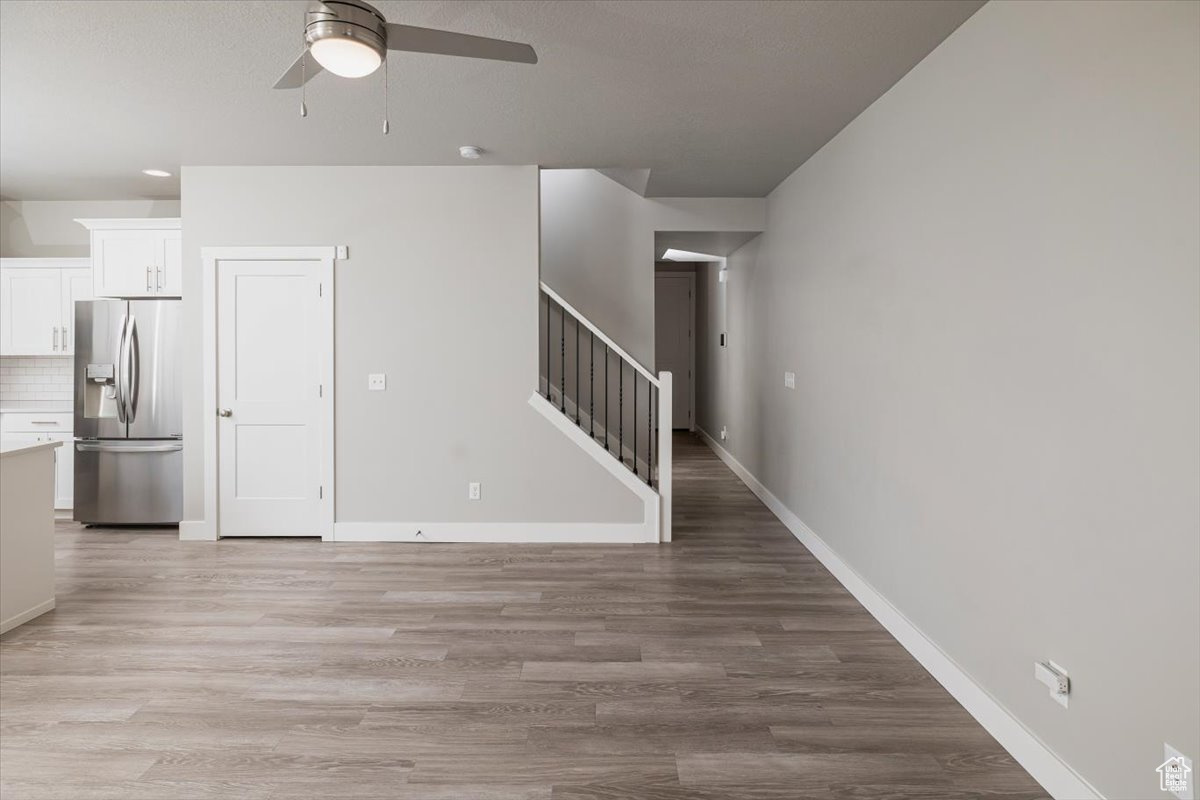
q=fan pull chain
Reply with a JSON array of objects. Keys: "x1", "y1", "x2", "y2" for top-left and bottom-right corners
[
  {"x1": 300, "y1": 50, "x2": 308, "y2": 118},
  {"x1": 381, "y1": 55, "x2": 390, "y2": 134}
]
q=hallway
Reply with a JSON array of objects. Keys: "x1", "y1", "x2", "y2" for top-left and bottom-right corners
[{"x1": 0, "y1": 433, "x2": 1046, "y2": 799}]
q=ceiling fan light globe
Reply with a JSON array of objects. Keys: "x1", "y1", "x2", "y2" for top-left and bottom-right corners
[{"x1": 310, "y1": 37, "x2": 382, "y2": 78}]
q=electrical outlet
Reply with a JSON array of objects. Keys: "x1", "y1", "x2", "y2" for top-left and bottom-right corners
[
  {"x1": 368, "y1": 373, "x2": 386, "y2": 391},
  {"x1": 1162, "y1": 743, "x2": 1194, "y2": 800},
  {"x1": 1033, "y1": 660, "x2": 1070, "y2": 708},
  {"x1": 784, "y1": 371, "x2": 796, "y2": 389},
  {"x1": 468, "y1": 482, "x2": 481, "y2": 501}
]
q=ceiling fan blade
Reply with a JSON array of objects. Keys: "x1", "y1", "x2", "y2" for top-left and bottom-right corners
[
  {"x1": 273, "y1": 50, "x2": 323, "y2": 90},
  {"x1": 385, "y1": 23, "x2": 537, "y2": 64}
]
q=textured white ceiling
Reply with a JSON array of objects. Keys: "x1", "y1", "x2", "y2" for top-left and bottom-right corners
[{"x1": 0, "y1": 0, "x2": 982, "y2": 199}]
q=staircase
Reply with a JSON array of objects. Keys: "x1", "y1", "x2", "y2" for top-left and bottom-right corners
[{"x1": 538, "y1": 282, "x2": 673, "y2": 541}]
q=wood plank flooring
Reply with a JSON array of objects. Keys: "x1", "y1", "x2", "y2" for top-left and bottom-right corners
[{"x1": 0, "y1": 433, "x2": 1048, "y2": 799}]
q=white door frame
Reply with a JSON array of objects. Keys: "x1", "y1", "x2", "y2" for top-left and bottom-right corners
[
  {"x1": 655, "y1": 271, "x2": 696, "y2": 432},
  {"x1": 192, "y1": 246, "x2": 336, "y2": 541}
]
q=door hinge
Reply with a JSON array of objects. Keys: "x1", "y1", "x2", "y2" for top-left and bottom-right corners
[
  {"x1": 318, "y1": 384, "x2": 323, "y2": 398},
  {"x1": 318, "y1": 283, "x2": 323, "y2": 297},
  {"x1": 319, "y1": 486, "x2": 324, "y2": 499}
]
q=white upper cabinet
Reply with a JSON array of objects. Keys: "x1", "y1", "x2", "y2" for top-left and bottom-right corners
[
  {"x1": 59, "y1": 267, "x2": 93, "y2": 356},
  {"x1": 76, "y1": 218, "x2": 182, "y2": 298},
  {"x1": 0, "y1": 259, "x2": 92, "y2": 356}
]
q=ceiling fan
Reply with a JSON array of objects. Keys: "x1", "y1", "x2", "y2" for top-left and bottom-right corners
[{"x1": 273, "y1": 0, "x2": 538, "y2": 89}]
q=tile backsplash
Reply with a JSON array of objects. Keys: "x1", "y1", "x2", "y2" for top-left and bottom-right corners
[{"x1": 0, "y1": 356, "x2": 73, "y2": 408}]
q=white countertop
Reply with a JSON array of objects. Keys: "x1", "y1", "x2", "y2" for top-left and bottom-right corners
[{"x1": 0, "y1": 439, "x2": 63, "y2": 459}]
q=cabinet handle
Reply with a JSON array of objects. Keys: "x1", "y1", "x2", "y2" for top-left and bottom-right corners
[
  {"x1": 156, "y1": 266, "x2": 162, "y2": 292},
  {"x1": 146, "y1": 266, "x2": 153, "y2": 292},
  {"x1": 52, "y1": 326, "x2": 58, "y2": 351},
  {"x1": 62, "y1": 326, "x2": 68, "y2": 350}
]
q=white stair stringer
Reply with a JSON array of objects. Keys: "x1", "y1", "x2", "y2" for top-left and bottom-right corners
[{"x1": 527, "y1": 392, "x2": 660, "y2": 543}]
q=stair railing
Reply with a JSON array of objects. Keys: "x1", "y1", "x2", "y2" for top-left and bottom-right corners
[{"x1": 539, "y1": 282, "x2": 672, "y2": 541}]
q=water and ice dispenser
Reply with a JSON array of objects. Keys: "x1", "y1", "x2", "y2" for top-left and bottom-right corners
[{"x1": 83, "y1": 362, "x2": 118, "y2": 419}]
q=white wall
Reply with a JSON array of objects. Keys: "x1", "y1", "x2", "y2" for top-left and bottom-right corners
[
  {"x1": 697, "y1": 2, "x2": 1198, "y2": 798},
  {"x1": 182, "y1": 166, "x2": 643, "y2": 527},
  {"x1": 540, "y1": 169, "x2": 763, "y2": 368},
  {"x1": 0, "y1": 199, "x2": 181, "y2": 257}
]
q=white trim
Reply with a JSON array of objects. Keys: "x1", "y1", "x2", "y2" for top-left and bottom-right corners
[
  {"x1": 696, "y1": 427, "x2": 1104, "y2": 800},
  {"x1": 75, "y1": 217, "x2": 180, "y2": 231},
  {"x1": 654, "y1": 271, "x2": 696, "y2": 431},
  {"x1": 198, "y1": 246, "x2": 337, "y2": 542},
  {"x1": 540, "y1": 281, "x2": 659, "y2": 386},
  {"x1": 178, "y1": 520, "x2": 215, "y2": 542},
  {"x1": 333, "y1": 521, "x2": 652, "y2": 544},
  {"x1": 528, "y1": 392, "x2": 659, "y2": 543},
  {"x1": 0, "y1": 598, "x2": 55, "y2": 635}
]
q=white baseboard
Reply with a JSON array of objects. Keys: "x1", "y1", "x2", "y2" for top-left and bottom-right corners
[
  {"x1": 333, "y1": 521, "x2": 654, "y2": 543},
  {"x1": 178, "y1": 520, "x2": 216, "y2": 541},
  {"x1": 0, "y1": 598, "x2": 55, "y2": 635},
  {"x1": 696, "y1": 428, "x2": 1103, "y2": 800}
]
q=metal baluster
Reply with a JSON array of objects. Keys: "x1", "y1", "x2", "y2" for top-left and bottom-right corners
[
  {"x1": 619, "y1": 362, "x2": 624, "y2": 466},
  {"x1": 575, "y1": 318, "x2": 580, "y2": 425},
  {"x1": 560, "y1": 304, "x2": 566, "y2": 413},
  {"x1": 648, "y1": 381, "x2": 654, "y2": 485},
  {"x1": 633, "y1": 373, "x2": 638, "y2": 478},
  {"x1": 544, "y1": 295, "x2": 550, "y2": 399},
  {"x1": 589, "y1": 331, "x2": 595, "y2": 438},
  {"x1": 604, "y1": 346, "x2": 610, "y2": 454}
]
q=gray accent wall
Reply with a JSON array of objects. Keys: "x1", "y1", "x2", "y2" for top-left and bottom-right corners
[
  {"x1": 181, "y1": 166, "x2": 642, "y2": 525},
  {"x1": 696, "y1": 2, "x2": 1199, "y2": 797}
]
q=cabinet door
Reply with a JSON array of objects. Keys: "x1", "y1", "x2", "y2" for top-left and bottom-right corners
[
  {"x1": 0, "y1": 268, "x2": 62, "y2": 355},
  {"x1": 48, "y1": 433, "x2": 74, "y2": 510},
  {"x1": 157, "y1": 230, "x2": 182, "y2": 297},
  {"x1": 93, "y1": 229, "x2": 159, "y2": 298},
  {"x1": 59, "y1": 268, "x2": 94, "y2": 355}
]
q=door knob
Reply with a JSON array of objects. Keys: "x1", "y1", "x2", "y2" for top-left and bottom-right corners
[{"x1": 218, "y1": 408, "x2": 233, "y2": 417}]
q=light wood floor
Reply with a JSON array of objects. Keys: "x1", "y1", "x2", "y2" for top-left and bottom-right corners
[{"x1": 0, "y1": 433, "x2": 1047, "y2": 799}]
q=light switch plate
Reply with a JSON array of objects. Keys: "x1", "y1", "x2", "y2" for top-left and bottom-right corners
[
  {"x1": 336, "y1": 245, "x2": 349, "y2": 259},
  {"x1": 368, "y1": 373, "x2": 386, "y2": 391},
  {"x1": 784, "y1": 371, "x2": 796, "y2": 389}
]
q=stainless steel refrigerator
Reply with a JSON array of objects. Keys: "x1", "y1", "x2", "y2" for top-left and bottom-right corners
[{"x1": 73, "y1": 300, "x2": 182, "y2": 525}]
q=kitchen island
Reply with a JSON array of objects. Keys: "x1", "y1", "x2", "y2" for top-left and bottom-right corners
[{"x1": 0, "y1": 439, "x2": 60, "y2": 634}]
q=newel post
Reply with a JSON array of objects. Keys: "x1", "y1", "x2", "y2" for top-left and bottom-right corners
[{"x1": 657, "y1": 371, "x2": 672, "y2": 542}]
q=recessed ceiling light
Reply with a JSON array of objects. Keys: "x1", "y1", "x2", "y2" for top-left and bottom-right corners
[
  {"x1": 459, "y1": 146, "x2": 483, "y2": 160},
  {"x1": 142, "y1": 169, "x2": 172, "y2": 178}
]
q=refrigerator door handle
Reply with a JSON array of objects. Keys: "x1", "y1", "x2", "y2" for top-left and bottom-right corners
[
  {"x1": 76, "y1": 442, "x2": 183, "y2": 453},
  {"x1": 115, "y1": 313, "x2": 130, "y2": 424},
  {"x1": 127, "y1": 315, "x2": 141, "y2": 423}
]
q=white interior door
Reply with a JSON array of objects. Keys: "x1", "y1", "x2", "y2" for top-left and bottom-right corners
[
  {"x1": 217, "y1": 259, "x2": 330, "y2": 536},
  {"x1": 655, "y1": 274, "x2": 694, "y2": 429}
]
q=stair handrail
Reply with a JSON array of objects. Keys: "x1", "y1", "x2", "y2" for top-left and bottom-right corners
[{"x1": 539, "y1": 281, "x2": 659, "y2": 387}]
